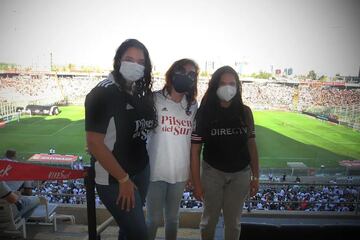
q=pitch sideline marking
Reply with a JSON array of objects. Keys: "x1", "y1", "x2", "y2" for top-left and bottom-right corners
[{"x1": 50, "y1": 122, "x2": 75, "y2": 136}]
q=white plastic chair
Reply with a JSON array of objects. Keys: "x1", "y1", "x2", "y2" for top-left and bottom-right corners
[
  {"x1": 0, "y1": 199, "x2": 27, "y2": 239},
  {"x1": 26, "y1": 196, "x2": 58, "y2": 231}
]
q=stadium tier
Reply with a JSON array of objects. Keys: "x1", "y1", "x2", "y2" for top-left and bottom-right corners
[{"x1": 1, "y1": 73, "x2": 360, "y2": 110}]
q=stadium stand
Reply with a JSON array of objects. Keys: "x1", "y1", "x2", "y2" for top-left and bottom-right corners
[
  {"x1": 0, "y1": 73, "x2": 103, "y2": 105},
  {"x1": 2, "y1": 73, "x2": 360, "y2": 108},
  {"x1": 2, "y1": 73, "x2": 359, "y2": 121},
  {"x1": 32, "y1": 180, "x2": 359, "y2": 214}
]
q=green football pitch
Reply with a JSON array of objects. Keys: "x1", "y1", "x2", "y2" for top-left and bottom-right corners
[{"x1": 0, "y1": 106, "x2": 359, "y2": 168}]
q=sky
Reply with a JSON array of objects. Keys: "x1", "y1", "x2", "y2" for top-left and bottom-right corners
[{"x1": 0, "y1": 0, "x2": 359, "y2": 76}]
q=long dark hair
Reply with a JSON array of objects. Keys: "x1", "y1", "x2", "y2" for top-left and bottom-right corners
[
  {"x1": 112, "y1": 39, "x2": 152, "y2": 97},
  {"x1": 200, "y1": 65, "x2": 246, "y2": 124},
  {"x1": 163, "y1": 58, "x2": 199, "y2": 114},
  {"x1": 112, "y1": 39, "x2": 157, "y2": 129}
]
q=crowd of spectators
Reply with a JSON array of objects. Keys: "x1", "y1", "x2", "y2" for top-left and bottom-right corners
[
  {"x1": 32, "y1": 180, "x2": 359, "y2": 212},
  {"x1": 2, "y1": 75, "x2": 359, "y2": 112},
  {"x1": 33, "y1": 180, "x2": 203, "y2": 208},
  {"x1": 246, "y1": 184, "x2": 359, "y2": 212},
  {"x1": 0, "y1": 75, "x2": 61, "y2": 103},
  {"x1": 242, "y1": 82, "x2": 296, "y2": 109},
  {"x1": 181, "y1": 189, "x2": 203, "y2": 209},
  {"x1": 122, "y1": 77, "x2": 360, "y2": 112},
  {"x1": 0, "y1": 75, "x2": 101, "y2": 104},
  {"x1": 34, "y1": 180, "x2": 89, "y2": 205},
  {"x1": 298, "y1": 85, "x2": 360, "y2": 110},
  {"x1": 57, "y1": 76, "x2": 102, "y2": 102}
]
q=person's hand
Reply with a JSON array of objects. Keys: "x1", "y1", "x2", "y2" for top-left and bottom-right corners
[
  {"x1": 116, "y1": 179, "x2": 137, "y2": 211},
  {"x1": 185, "y1": 179, "x2": 193, "y2": 191},
  {"x1": 193, "y1": 183, "x2": 204, "y2": 202},
  {"x1": 250, "y1": 179, "x2": 259, "y2": 197},
  {"x1": 15, "y1": 198, "x2": 24, "y2": 212}
]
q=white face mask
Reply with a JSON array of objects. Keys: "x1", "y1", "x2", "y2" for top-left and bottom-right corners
[
  {"x1": 119, "y1": 61, "x2": 145, "y2": 82},
  {"x1": 216, "y1": 85, "x2": 237, "y2": 102}
]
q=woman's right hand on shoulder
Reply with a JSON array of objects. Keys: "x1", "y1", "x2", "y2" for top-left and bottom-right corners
[{"x1": 116, "y1": 179, "x2": 137, "y2": 211}]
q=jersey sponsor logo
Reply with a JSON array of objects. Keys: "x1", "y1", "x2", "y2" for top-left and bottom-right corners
[
  {"x1": 133, "y1": 119, "x2": 154, "y2": 140},
  {"x1": 210, "y1": 127, "x2": 247, "y2": 136},
  {"x1": 161, "y1": 115, "x2": 192, "y2": 136}
]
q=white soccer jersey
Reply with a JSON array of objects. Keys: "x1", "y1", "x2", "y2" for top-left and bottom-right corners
[{"x1": 147, "y1": 90, "x2": 197, "y2": 183}]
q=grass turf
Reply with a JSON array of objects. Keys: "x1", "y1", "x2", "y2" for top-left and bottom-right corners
[
  {"x1": 254, "y1": 111, "x2": 360, "y2": 168},
  {"x1": 0, "y1": 106, "x2": 359, "y2": 168}
]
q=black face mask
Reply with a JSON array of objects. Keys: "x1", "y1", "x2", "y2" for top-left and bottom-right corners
[{"x1": 171, "y1": 73, "x2": 195, "y2": 93}]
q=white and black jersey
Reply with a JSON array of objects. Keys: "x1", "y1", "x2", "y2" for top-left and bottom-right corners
[{"x1": 85, "y1": 74, "x2": 154, "y2": 185}]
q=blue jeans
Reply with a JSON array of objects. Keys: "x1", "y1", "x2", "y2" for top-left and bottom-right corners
[
  {"x1": 96, "y1": 164, "x2": 149, "y2": 240},
  {"x1": 14, "y1": 196, "x2": 40, "y2": 219},
  {"x1": 146, "y1": 181, "x2": 186, "y2": 240}
]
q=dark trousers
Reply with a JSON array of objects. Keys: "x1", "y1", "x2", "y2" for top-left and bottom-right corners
[{"x1": 96, "y1": 164, "x2": 149, "y2": 240}]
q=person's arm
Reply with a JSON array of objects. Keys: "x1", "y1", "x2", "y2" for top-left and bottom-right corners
[
  {"x1": 186, "y1": 101, "x2": 199, "y2": 190},
  {"x1": 87, "y1": 132, "x2": 137, "y2": 211},
  {"x1": 185, "y1": 171, "x2": 193, "y2": 190},
  {"x1": 246, "y1": 106, "x2": 260, "y2": 197},
  {"x1": 87, "y1": 132, "x2": 129, "y2": 183},
  {"x1": 0, "y1": 181, "x2": 23, "y2": 211},
  {"x1": 248, "y1": 138, "x2": 259, "y2": 197},
  {"x1": 190, "y1": 106, "x2": 205, "y2": 201},
  {"x1": 0, "y1": 181, "x2": 16, "y2": 202},
  {"x1": 4, "y1": 192, "x2": 19, "y2": 203},
  {"x1": 190, "y1": 143, "x2": 203, "y2": 201}
]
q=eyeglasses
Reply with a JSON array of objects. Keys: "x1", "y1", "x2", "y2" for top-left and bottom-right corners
[
  {"x1": 174, "y1": 70, "x2": 196, "y2": 81},
  {"x1": 187, "y1": 71, "x2": 196, "y2": 80}
]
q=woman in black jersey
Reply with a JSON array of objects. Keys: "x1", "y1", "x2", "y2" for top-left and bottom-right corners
[
  {"x1": 191, "y1": 66, "x2": 259, "y2": 240},
  {"x1": 85, "y1": 39, "x2": 157, "y2": 240}
]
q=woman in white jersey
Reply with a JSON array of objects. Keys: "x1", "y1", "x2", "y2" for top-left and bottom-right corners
[{"x1": 146, "y1": 59, "x2": 199, "y2": 240}]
